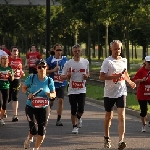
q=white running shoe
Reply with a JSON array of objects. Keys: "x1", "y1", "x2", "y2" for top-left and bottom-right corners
[
  {"x1": 24, "y1": 136, "x2": 33, "y2": 149},
  {"x1": 72, "y1": 127, "x2": 79, "y2": 134},
  {"x1": 0, "y1": 119, "x2": 5, "y2": 125},
  {"x1": 78, "y1": 118, "x2": 82, "y2": 128},
  {"x1": 141, "y1": 125, "x2": 146, "y2": 132}
]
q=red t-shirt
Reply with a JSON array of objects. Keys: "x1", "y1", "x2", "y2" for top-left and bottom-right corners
[
  {"x1": 9, "y1": 57, "x2": 24, "y2": 79},
  {"x1": 26, "y1": 51, "x2": 42, "y2": 68},
  {"x1": 132, "y1": 66, "x2": 150, "y2": 100}
]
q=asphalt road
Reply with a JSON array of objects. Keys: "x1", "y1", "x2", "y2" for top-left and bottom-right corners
[{"x1": 0, "y1": 90, "x2": 150, "y2": 150}]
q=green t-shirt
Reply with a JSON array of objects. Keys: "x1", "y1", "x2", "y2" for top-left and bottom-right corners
[{"x1": 0, "y1": 66, "x2": 14, "y2": 89}]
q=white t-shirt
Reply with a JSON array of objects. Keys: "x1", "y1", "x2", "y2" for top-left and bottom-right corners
[
  {"x1": 100, "y1": 56, "x2": 127, "y2": 98},
  {"x1": 61, "y1": 58, "x2": 89, "y2": 95}
]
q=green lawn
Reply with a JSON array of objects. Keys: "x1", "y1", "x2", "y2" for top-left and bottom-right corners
[{"x1": 86, "y1": 84, "x2": 150, "y2": 112}]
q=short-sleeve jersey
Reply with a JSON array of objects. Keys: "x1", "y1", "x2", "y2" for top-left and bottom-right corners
[
  {"x1": 100, "y1": 56, "x2": 127, "y2": 98},
  {"x1": 9, "y1": 57, "x2": 24, "y2": 79},
  {"x1": 24, "y1": 74, "x2": 55, "y2": 108},
  {"x1": 26, "y1": 51, "x2": 42, "y2": 68},
  {"x1": 61, "y1": 58, "x2": 89, "y2": 95},
  {"x1": 132, "y1": 66, "x2": 150, "y2": 100},
  {"x1": 46, "y1": 55, "x2": 68, "y2": 88}
]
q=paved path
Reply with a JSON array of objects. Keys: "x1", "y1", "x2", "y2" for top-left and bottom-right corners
[{"x1": 0, "y1": 91, "x2": 150, "y2": 150}]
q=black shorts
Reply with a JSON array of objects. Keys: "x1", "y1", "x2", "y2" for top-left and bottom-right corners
[
  {"x1": 104, "y1": 95, "x2": 126, "y2": 112},
  {"x1": 29, "y1": 67, "x2": 37, "y2": 74},
  {"x1": 25, "y1": 105, "x2": 50, "y2": 136},
  {"x1": 68, "y1": 93, "x2": 86, "y2": 114},
  {"x1": 9, "y1": 79, "x2": 21, "y2": 101},
  {"x1": 51, "y1": 86, "x2": 66, "y2": 101}
]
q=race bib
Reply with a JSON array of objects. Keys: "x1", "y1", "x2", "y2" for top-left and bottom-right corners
[
  {"x1": 32, "y1": 97, "x2": 49, "y2": 108},
  {"x1": 71, "y1": 81, "x2": 84, "y2": 89},
  {"x1": 54, "y1": 73, "x2": 64, "y2": 83},
  {"x1": 144, "y1": 85, "x2": 150, "y2": 95},
  {"x1": 0, "y1": 71, "x2": 9, "y2": 80}
]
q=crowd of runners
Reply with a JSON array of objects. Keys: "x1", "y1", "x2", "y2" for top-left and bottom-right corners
[{"x1": 0, "y1": 41, "x2": 150, "y2": 150}]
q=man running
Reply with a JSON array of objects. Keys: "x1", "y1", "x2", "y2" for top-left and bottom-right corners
[
  {"x1": 9, "y1": 46, "x2": 25, "y2": 121},
  {"x1": 61, "y1": 44, "x2": 89, "y2": 134},
  {"x1": 46, "y1": 43, "x2": 68, "y2": 126},
  {"x1": 25, "y1": 44, "x2": 42, "y2": 75},
  {"x1": 99, "y1": 40, "x2": 136, "y2": 150}
]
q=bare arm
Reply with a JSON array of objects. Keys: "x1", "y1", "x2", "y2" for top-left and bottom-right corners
[
  {"x1": 25, "y1": 59, "x2": 28, "y2": 67},
  {"x1": 22, "y1": 84, "x2": 28, "y2": 93},
  {"x1": 46, "y1": 62, "x2": 59, "y2": 74},
  {"x1": 124, "y1": 71, "x2": 136, "y2": 89},
  {"x1": 46, "y1": 91, "x2": 56, "y2": 99},
  {"x1": 99, "y1": 72, "x2": 122, "y2": 81}
]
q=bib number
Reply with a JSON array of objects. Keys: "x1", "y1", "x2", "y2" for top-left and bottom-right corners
[
  {"x1": 144, "y1": 85, "x2": 150, "y2": 95},
  {"x1": 71, "y1": 81, "x2": 84, "y2": 89},
  {"x1": 54, "y1": 73, "x2": 64, "y2": 83},
  {"x1": 32, "y1": 97, "x2": 49, "y2": 108}
]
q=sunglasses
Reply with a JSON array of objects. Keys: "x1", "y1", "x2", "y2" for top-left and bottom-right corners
[
  {"x1": 147, "y1": 61, "x2": 150, "y2": 63},
  {"x1": 72, "y1": 44, "x2": 81, "y2": 49},
  {"x1": 37, "y1": 66, "x2": 46, "y2": 69},
  {"x1": 56, "y1": 49, "x2": 62, "y2": 51}
]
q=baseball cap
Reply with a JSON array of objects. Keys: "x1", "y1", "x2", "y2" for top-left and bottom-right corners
[
  {"x1": 145, "y1": 56, "x2": 150, "y2": 61},
  {"x1": 36, "y1": 59, "x2": 47, "y2": 66},
  {"x1": 0, "y1": 50, "x2": 8, "y2": 57}
]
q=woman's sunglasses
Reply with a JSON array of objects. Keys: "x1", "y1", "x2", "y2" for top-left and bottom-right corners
[
  {"x1": 37, "y1": 66, "x2": 46, "y2": 69},
  {"x1": 56, "y1": 49, "x2": 62, "y2": 51}
]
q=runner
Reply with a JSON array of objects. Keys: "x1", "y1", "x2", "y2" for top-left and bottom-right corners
[
  {"x1": 0, "y1": 54, "x2": 14, "y2": 125},
  {"x1": 46, "y1": 43, "x2": 68, "y2": 126},
  {"x1": 22, "y1": 59, "x2": 56, "y2": 150},
  {"x1": 0, "y1": 50, "x2": 8, "y2": 118},
  {"x1": 99, "y1": 40, "x2": 136, "y2": 149},
  {"x1": 25, "y1": 44, "x2": 42, "y2": 75},
  {"x1": 61, "y1": 44, "x2": 89, "y2": 134},
  {"x1": 8, "y1": 46, "x2": 25, "y2": 122},
  {"x1": 132, "y1": 56, "x2": 150, "y2": 132}
]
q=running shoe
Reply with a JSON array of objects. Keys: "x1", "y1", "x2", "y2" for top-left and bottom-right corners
[
  {"x1": 12, "y1": 116, "x2": 19, "y2": 122},
  {"x1": 141, "y1": 124, "x2": 146, "y2": 132},
  {"x1": 3, "y1": 113, "x2": 7, "y2": 118},
  {"x1": 0, "y1": 119, "x2": 5, "y2": 125},
  {"x1": 104, "y1": 136, "x2": 111, "y2": 148},
  {"x1": 77, "y1": 118, "x2": 82, "y2": 128},
  {"x1": 24, "y1": 136, "x2": 33, "y2": 149},
  {"x1": 118, "y1": 141, "x2": 126, "y2": 150},
  {"x1": 56, "y1": 120, "x2": 63, "y2": 126},
  {"x1": 72, "y1": 127, "x2": 79, "y2": 134}
]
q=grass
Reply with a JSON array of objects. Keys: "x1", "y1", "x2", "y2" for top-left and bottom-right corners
[{"x1": 86, "y1": 84, "x2": 150, "y2": 112}]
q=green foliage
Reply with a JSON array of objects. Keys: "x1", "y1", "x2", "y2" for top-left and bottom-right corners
[{"x1": 0, "y1": 0, "x2": 150, "y2": 60}]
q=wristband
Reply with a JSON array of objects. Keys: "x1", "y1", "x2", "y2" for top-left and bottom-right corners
[{"x1": 26, "y1": 91, "x2": 30, "y2": 97}]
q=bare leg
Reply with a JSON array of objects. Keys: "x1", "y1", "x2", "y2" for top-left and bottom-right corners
[
  {"x1": 12, "y1": 101, "x2": 18, "y2": 116},
  {"x1": 57, "y1": 98, "x2": 63, "y2": 116},
  {"x1": 141, "y1": 116, "x2": 146, "y2": 125},
  {"x1": 71, "y1": 114, "x2": 77, "y2": 125},
  {"x1": 104, "y1": 111, "x2": 113, "y2": 137},
  {"x1": 117, "y1": 108, "x2": 125, "y2": 142},
  {"x1": 34, "y1": 135, "x2": 45, "y2": 148}
]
